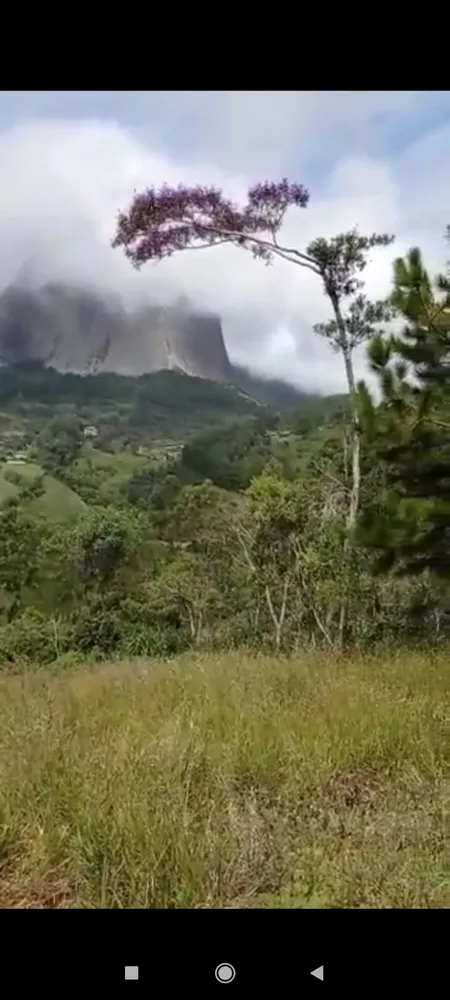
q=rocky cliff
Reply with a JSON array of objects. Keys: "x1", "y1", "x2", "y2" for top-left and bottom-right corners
[{"x1": 0, "y1": 282, "x2": 233, "y2": 381}]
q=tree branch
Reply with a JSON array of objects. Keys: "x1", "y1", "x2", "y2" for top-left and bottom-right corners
[{"x1": 183, "y1": 217, "x2": 321, "y2": 272}]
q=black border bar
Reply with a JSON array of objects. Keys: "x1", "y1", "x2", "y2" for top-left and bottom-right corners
[{"x1": 1, "y1": 908, "x2": 442, "y2": 992}]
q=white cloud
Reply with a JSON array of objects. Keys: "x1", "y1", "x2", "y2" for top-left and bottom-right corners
[{"x1": 0, "y1": 91, "x2": 448, "y2": 393}]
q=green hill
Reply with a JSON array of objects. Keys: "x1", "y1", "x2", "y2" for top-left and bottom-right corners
[
  {"x1": 0, "y1": 364, "x2": 352, "y2": 508},
  {"x1": 0, "y1": 363, "x2": 313, "y2": 439},
  {"x1": 0, "y1": 461, "x2": 86, "y2": 520},
  {"x1": 0, "y1": 469, "x2": 18, "y2": 504},
  {"x1": 232, "y1": 365, "x2": 312, "y2": 409}
]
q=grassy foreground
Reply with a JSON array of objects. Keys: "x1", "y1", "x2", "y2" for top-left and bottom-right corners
[{"x1": 0, "y1": 649, "x2": 448, "y2": 909}]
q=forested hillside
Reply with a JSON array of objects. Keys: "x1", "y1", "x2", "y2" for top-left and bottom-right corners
[{"x1": 0, "y1": 231, "x2": 448, "y2": 664}]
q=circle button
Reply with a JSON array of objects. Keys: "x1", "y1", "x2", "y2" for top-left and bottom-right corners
[{"x1": 215, "y1": 963, "x2": 236, "y2": 983}]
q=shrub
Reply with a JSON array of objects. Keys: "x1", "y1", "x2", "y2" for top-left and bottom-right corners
[
  {"x1": 0, "y1": 609, "x2": 73, "y2": 667},
  {"x1": 72, "y1": 605, "x2": 122, "y2": 655},
  {"x1": 119, "y1": 621, "x2": 183, "y2": 656}
]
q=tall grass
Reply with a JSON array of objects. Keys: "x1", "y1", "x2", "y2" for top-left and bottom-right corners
[{"x1": 0, "y1": 649, "x2": 448, "y2": 908}]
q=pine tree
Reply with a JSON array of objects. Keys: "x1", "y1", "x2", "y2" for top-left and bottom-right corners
[{"x1": 359, "y1": 242, "x2": 450, "y2": 578}]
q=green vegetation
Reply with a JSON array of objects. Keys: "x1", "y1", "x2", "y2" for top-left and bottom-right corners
[
  {"x1": 0, "y1": 462, "x2": 85, "y2": 521},
  {"x1": 0, "y1": 205, "x2": 448, "y2": 908},
  {"x1": 0, "y1": 363, "x2": 304, "y2": 441},
  {"x1": 0, "y1": 240, "x2": 447, "y2": 661},
  {"x1": 0, "y1": 649, "x2": 447, "y2": 908}
]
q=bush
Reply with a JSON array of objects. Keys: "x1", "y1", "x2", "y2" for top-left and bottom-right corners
[
  {"x1": 119, "y1": 621, "x2": 183, "y2": 656},
  {"x1": 0, "y1": 609, "x2": 73, "y2": 667},
  {"x1": 3, "y1": 467, "x2": 22, "y2": 486},
  {"x1": 72, "y1": 605, "x2": 122, "y2": 655}
]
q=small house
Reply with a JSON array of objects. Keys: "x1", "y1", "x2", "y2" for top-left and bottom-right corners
[{"x1": 83, "y1": 425, "x2": 99, "y2": 439}]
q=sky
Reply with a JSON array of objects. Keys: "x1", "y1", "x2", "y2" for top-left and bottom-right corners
[{"x1": 0, "y1": 90, "x2": 449, "y2": 393}]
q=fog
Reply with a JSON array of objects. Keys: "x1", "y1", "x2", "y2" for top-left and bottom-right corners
[{"x1": 0, "y1": 110, "x2": 447, "y2": 391}]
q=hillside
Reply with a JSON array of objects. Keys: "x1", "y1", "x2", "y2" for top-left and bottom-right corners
[
  {"x1": 0, "y1": 363, "x2": 349, "y2": 515},
  {"x1": 232, "y1": 365, "x2": 313, "y2": 409},
  {"x1": 0, "y1": 461, "x2": 86, "y2": 520},
  {"x1": 0, "y1": 362, "x2": 355, "y2": 519},
  {"x1": 0, "y1": 362, "x2": 315, "y2": 440}
]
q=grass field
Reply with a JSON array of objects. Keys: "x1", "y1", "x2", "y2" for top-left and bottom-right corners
[
  {"x1": 0, "y1": 649, "x2": 448, "y2": 909},
  {"x1": 28, "y1": 474, "x2": 86, "y2": 520},
  {"x1": 79, "y1": 449, "x2": 146, "y2": 474},
  {"x1": 0, "y1": 462, "x2": 86, "y2": 520},
  {"x1": 0, "y1": 468, "x2": 18, "y2": 503}
]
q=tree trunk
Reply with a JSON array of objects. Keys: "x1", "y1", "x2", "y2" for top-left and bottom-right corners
[
  {"x1": 329, "y1": 294, "x2": 361, "y2": 647},
  {"x1": 195, "y1": 609, "x2": 203, "y2": 644},
  {"x1": 264, "y1": 576, "x2": 289, "y2": 649},
  {"x1": 186, "y1": 604, "x2": 196, "y2": 639},
  {"x1": 328, "y1": 293, "x2": 361, "y2": 527}
]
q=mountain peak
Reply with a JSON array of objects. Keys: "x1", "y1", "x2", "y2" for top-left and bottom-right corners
[{"x1": 0, "y1": 281, "x2": 233, "y2": 381}]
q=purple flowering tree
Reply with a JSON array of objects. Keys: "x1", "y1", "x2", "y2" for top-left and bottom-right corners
[{"x1": 112, "y1": 178, "x2": 394, "y2": 557}]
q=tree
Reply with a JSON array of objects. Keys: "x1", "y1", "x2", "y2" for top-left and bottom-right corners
[
  {"x1": 359, "y1": 243, "x2": 450, "y2": 579},
  {"x1": 0, "y1": 503, "x2": 41, "y2": 620},
  {"x1": 146, "y1": 549, "x2": 218, "y2": 645},
  {"x1": 113, "y1": 180, "x2": 394, "y2": 643},
  {"x1": 36, "y1": 414, "x2": 84, "y2": 473},
  {"x1": 167, "y1": 480, "x2": 242, "y2": 570},
  {"x1": 178, "y1": 420, "x2": 273, "y2": 490},
  {"x1": 113, "y1": 180, "x2": 393, "y2": 523},
  {"x1": 69, "y1": 508, "x2": 144, "y2": 594},
  {"x1": 160, "y1": 481, "x2": 251, "y2": 638}
]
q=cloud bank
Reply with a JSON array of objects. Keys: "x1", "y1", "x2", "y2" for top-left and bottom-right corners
[{"x1": 0, "y1": 91, "x2": 448, "y2": 393}]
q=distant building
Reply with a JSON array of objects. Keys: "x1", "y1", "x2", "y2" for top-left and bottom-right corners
[{"x1": 83, "y1": 425, "x2": 99, "y2": 439}]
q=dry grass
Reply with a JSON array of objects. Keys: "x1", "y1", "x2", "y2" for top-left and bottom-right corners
[{"x1": 0, "y1": 648, "x2": 448, "y2": 909}]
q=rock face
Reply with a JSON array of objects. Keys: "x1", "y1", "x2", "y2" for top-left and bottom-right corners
[{"x1": 0, "y1": 282, "x2": 233, "y2": 381}]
